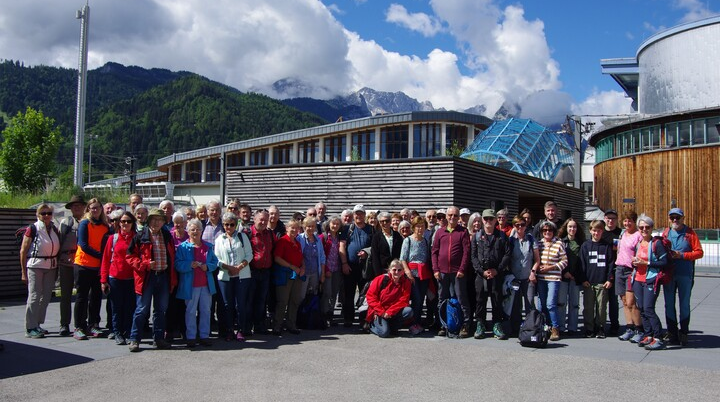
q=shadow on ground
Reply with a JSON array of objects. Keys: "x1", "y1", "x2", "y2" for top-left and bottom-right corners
[{"x1": 0, "y1": 340, "x2": 93, "y2": 379}]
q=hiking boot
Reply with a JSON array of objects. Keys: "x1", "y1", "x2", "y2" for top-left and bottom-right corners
[
  {"x1": 114, "y1": 334, "x2": 127, "y2": 345},
  {"x1": 186, "y1": 339, "x2": 197, "y2": 348},
  {"x1": 638, "y1": 336, "x2": 653, "y2": 347},
  {"x1": 458, "y1": 324, "x2": 470, "y2": 338},
  {"x1": 596, "y1": 330, "x2": 606, "y2": 339},
  {"x1": 198, "y1": 338, "x2": 213, "y2": 347},
  {"x1": 679, "y1": 332, "x2": 689, "y2": 347},
  {"x1": 25, "y1": 328, "x2": 45, "y2": 339},
  {"x1": 59, "y1": 326, "x2": 71, "y2": 337},
  {"x1": 473, "y1": 322, "x2": 486, "y2": 339},
  {"x1": 37, "y1": 326, "x2": 49, "y2": 335},
  {"x1": 493, "y1": 323, "x2": 507, "y2": 340},
  {"x1": 153, "y1": 339, "x2": 171, "y2": 349},
  {"x1": 73, "y1": 328, "x2": 88, "y2": 340},
  {"x1": 585, "y1": 330, "x2": 595, "y2": 338},
  {"x1": 89, "y1": 326, "x2": 103, "y2": 338},
  {"x1": 618, "y1": 328, "x2": 635, "y2": 341},
  {"x1": 550, "y1": 327, "x2": 560, "y2": 341},
  {"x1": 645, "y1": 338, "x2": 666, "y2": 350},
  {"x1": 236, "y1": 332, "x2": 246, "y2": 342},
  {"x1": 128, "y1": 341, "x2": 140, "y2": 352},
  {"x1": 437, "y1": 327, "x2": 447, "y2": 337},
  {"x1": 629, "y1": 331, "x2": 644, "y2": 344}
]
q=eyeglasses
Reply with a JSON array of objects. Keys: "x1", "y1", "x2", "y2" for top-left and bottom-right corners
[
  {"x1": 638, "y1": 226, "x2": 652, "y2": 230},
  {"x1": 109, "y1": 219, "x2": 117, "y2": 223},
  {"x1": 514, "y1": 223, "x2": 526, "y2": 228},
  {"x1": 40, "y1": 211, "x2": 53, "y2": 216},
  {"x1": 669, "y1": 215, "x2": 683, "y2": 221},
  {"x1": 482, "y1": 217, "x2": 494, "y2": 221},
  {"x1": 542, "y1": 229, "x2": 554, "y2": 233},
  {"x1": 427, "y1": 215, "x2": 436, "y2": 219},
  {"x1": 497, "y1": 216, "x2": 506, "y2": 219},
  {"x1": 446, "y1": 214, "x2": 457, "y2": 218},
  {"x1": 379, "y1": 219, "x2": 390, "y2": 224},
  {"x1": 228, "y1": 207, "x2": 239, "y2": 211},
  {"x1": 120, "y1": 220, "x2": 133, "y2": 224},
  {"x1": 307, "y1": 213, "x2": 317, "y2": 216},
  {"x1": 223, "y1": 222, "x2": 236, "y2": 227}
]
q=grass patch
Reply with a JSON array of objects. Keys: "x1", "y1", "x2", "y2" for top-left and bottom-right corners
[{"x1": 0, "y1": 187, "x2": 129, "y2": 208}]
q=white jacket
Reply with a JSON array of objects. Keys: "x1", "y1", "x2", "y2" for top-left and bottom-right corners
[{"x1": 26, "y1": 220, "x2": 60, "y2": 269}]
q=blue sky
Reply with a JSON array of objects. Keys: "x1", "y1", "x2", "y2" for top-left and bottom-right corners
[{"x1": 0, "y1": 0, "x2": 718, "y2": 125}]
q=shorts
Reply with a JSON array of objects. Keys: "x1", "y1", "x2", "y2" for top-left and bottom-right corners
[{"x1": 615, "y1": 266, "x2": 633, "y2": 296}]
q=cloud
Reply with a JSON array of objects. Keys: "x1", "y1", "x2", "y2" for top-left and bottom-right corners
[
  {"x1": 327, "y1": 3, "x2": 344, "y2": 15},
  {"x1": 571, "y1": 89, "x2": 635, "y2": 132},
  {"x1": 674, "y1": 0, "x2": 718, "y2": 23},
  {"x1": 385, "y1": 4, "x2": 443, "y2": 37}
]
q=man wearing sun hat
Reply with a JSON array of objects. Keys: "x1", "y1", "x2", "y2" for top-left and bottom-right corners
[
  {"x1": 57, "y1": 195, "x2": 87, "y2": 336},
  {"x1": 662, "y1": 207, "x2": 703, "y2": 347}
]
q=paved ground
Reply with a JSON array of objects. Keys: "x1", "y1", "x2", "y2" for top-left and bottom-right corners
[{"x1": 1, "y1": 276, "x2": 720, "y2": 401}]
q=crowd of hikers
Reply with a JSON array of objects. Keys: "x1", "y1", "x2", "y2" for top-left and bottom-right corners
[{"x1": 19, "y1": 194, "x2": 703, "y2": 351}]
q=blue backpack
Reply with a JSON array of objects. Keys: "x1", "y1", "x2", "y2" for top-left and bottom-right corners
[{"x1": 439, "y1": 297, "x2": 463, "y2": 338}]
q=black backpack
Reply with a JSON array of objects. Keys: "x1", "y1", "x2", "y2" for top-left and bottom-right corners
[
  {"x1": 518, "y1": 309, "x2": 549, "y2": 348},
  {"x1": 297, "y1": 293, "x2": 325, "y2": 330}
]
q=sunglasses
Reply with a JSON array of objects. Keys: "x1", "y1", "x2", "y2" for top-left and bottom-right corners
[
  {"x1": 120, "y1": 220, "x2": 133, "y2": 224},
  {"x1": 669, "y1": 215, "x2": 683, "y2": 221},
  {"x1": 542, "y1": 229, "x2": 554, "y2": 232},
  {"x1": 223, "y1": 222, "x2": 237, "y2": 227},
  {"x1": 427, "y1": 215, "x2": 437, "y2": 219},
  {"x1": 307, "y1": 213, "x2": 317, "y2": 216},
  {"x1": 379, "y1": 219, "x2": 390, "y2": 224},
  {"x1": 638, "y1": 226, "x2": 652, "y2": 230},
  {"x1": 482, "y1": 217, "x2": 494, "y2": 221},
  {"x1": 40, "y1": 211, "x2": 53, "y2": 216},
  {"x1": 514, "y1": 223, "x2": 526, "y2": 228},
  {"x1": 109, "y1": 219, "x2": 117, "y2": 223}
]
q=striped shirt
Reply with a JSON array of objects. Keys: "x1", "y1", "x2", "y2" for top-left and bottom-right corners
[{"x1": 538, "y1": 238, "x2": 567, "y2": 282}]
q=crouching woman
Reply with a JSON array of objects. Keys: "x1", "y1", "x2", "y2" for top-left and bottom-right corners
[
  {"x1": 175, "y1": 219, "x2": 219, "y2": 347},
  {"x1": 365, "y1": 259, "x2": 413, "y2": 338}
]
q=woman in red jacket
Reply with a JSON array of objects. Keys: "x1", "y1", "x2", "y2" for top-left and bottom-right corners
[
  {"x1": 100, "y1": 212, "x2": 137, "y2": 345},
  {"x1": 365, "y1": 259, "x2": 413, "y2": 338}
]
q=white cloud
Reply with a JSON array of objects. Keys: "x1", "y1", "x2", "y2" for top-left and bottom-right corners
[
  {"x1": 571, "y1": 90, "x2": 635, "y2": 132},
  {"x1": 675, "y1": 0, "x2": 717, "y2": 23},
  {"x1": 327, "y1": 3, "x2": 344, "y2": 15},
  {"x1": 385, "y1": 4, "x2": 443, "y2": 37}
]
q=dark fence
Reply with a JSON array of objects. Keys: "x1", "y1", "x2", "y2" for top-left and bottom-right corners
[{"x1": 0, "y1": 208, "x2": 37, "y2": 299}]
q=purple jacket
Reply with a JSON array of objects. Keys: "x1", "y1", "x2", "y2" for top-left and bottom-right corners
[{"x1": 431, "y1": 225, "x2": 470, "y2": 275}]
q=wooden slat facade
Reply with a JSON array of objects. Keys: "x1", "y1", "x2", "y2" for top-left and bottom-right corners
[
  {"x1": 594, "y1": 145, "x2": 720, "y2": 229},
  {"x1": 226, "y1": 157, "x2": 584, "y2": 224},
  {"x1": 0, "y1": 209, "x2": 38, "y2": 299}
]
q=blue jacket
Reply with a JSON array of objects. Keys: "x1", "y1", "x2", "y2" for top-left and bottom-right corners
[
  {"x1": 175, "y1": 240, "x2": 219, "y2": 300},
  {"x1": 297, "y1": 232, "x2": 326, "y2": 278}
]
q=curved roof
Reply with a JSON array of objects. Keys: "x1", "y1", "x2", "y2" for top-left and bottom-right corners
[
  {"x1": 637, "y1": 14, "x2": 720, "y2": 57},
  {"x1": 461, "y1": 118, "x2": 582, "y2": 182}
]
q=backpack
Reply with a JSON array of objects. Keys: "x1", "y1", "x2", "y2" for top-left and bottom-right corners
[
  {"x1": 438, "y1": 297, "x2": 464, "y2": 338},
  {"x1": 356, "y1": 275, "x2": 391, "y2": 312},
  {"x1": 653, "y1": 231, "x2": 675, "y2": 290},
  {"x1": 296, "y1": 293, "x2": 326, "y2": 330},
  {"x1": 109, "y1": 233, "x2": 120, "y2": 264},
  {"x1": 518, "y1": 309, "x2": 549, "y2": 348}
]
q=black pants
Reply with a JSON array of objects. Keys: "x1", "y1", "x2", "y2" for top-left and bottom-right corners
[
  {"x1": 342, "y1": 262, "x2": 365, "y2": 323},
  {"x1": 475, "y1": 274, "x2": 506, "y2": 326},
  {"x1": 74, "y1": 266, "x2": 102, "y2": 330}
]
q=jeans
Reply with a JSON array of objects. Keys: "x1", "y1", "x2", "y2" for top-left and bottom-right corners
[
  {"x1": 74, "y1": 265, "x2": 102, "y2": 330},
  {"x1": 130, "y1": 271, "x2": 170, "y2": 342},
  {"x1": 185, "y1": 286, "x2": 212, "y2": 340},
  {"x1": 536, "y1": 280, "x2": 560, "y2": 329},
  {"x1": 582, "y1": 284, "x2": 608, "y2": 333},
  {"x1": 633, "y1": 278, "x2": 662, "y2": 338},
  {"x1": 437, "y1": 272, "x2": 471, "y2": 324},
  {"x1": 557, "y1": 280, "x2": 580, "y2": 332},
  {"x1": 58, "y1": 263, "x2": 76, "y2": 327},
  {"x1": 509, "y1": 279, "x2": 535, "y2": 335},
  {"x1": 25, "y1": 268, "x2": 56, "y2": 330},
  {"x1": 108, "y1": 277, "x2": 135, "y2": 338},
  {"x1": 370, "y1": 307, "x2": 413, "y2": 338},
  {"x1": 663, "y1": 273, "x2": 693, "y2": 335},
  {"x1": 218, "y1": 277, "x2": 253, "y2": 334},
  {"x1": 250, "y1": 268, "x2": 271, "y2": 331},
  {"x1": 410, "y1": 278, "x2": 429, "y2": 326}
]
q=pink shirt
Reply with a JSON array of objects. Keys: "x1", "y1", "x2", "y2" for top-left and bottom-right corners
[{"x1": 616, "y1": 230, "x2": 642, "y2": 268}]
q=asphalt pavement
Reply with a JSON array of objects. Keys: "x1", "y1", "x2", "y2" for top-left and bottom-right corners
[{"x1": 1, "y1": 276, "x2": 719, "y2": 401}]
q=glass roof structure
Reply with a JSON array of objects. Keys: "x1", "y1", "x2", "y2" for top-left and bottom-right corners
[{"x1": 461, "y1": 118, "x2": 584, "y2": 182}]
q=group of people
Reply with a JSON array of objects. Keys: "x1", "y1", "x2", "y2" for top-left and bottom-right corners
[{"x1": 19, "y1": 195, "x2": 703, "y2": 351}]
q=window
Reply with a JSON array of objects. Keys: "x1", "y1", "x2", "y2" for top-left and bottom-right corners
[
  {"x1": 665, "y1": 123, "x2": 678, "y2": 148},
  {"x1": 324, "y1": 135, "x2": 346, "y2": 162},
  {"x1": 352, "y1": 130, "x2": 375, "y2": 160},
  {"x1": 446, "y1": 124, "x2": 468, "y2": 153},
  {"x1": 205, "y1": 158, "x2": 220, "y2": 182},
  {"x1": 692, "y1": 120, "x2": 705, "y2": 145},
  {"x1": 678, "y1": 121, "x2": 691, "y2": 146},
  {"x1": 297, "y1": 140, "x2": 318, "y2": 164},
  {"x1": 249, "y1": 149, "x2": 268, "y2": 166},
  {"x1": 650, "y1": 126, "x2": 661, "y2": 150},
  {"x1": 380, "y1": 125, "x2": 408, "y2": 159},
  {"x1": 273, "y1": 145, "x2": 292, "y2": 165},
  {"x1": 413, "y1": 123, "x2": 441, "y2": 157},
  {"x1": 186, "y1": 160, "x2": 202, "y2": 182},
  {"x1": 707, "y1": 117, "x2": 720, "y2": 144},
  {"x1": 170, "y1": 164, "x2": 182, "y2": 182},
  {"x1": 227, "y1": 153, "x2": 245, "y2": 168},
  {"x1": 631, "y1": 130, "x2": 640, "y2": 154}
]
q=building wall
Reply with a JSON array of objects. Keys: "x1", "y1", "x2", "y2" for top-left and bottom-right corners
[
  {"x1": 594, "y1": 146, "x2": 720, "y2": 229},
  {"x1": 225, "y1": 158, "x2": 584, "y2": 223}
]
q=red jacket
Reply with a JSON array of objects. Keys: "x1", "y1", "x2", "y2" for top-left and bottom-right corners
[
  {"x1": 365, "y1": 274, "x2": 411, "y2": 322},
  {"x1": 431, "y1": 225, "x2": 471, "y2": 275},
  {"x1": 127, "y1": 227, "x2": 177, "y2": 295},
  {"x1": 100, "y1": 231, "x2": 136, "y2": 283}
]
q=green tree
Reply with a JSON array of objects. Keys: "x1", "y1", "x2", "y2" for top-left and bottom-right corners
[{"x1": 0, "y1": 107, "x2": 62, "y2": 192}]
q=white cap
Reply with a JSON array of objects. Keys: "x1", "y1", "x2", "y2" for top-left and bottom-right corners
[
  {"x1": 459, "y1": 208, "x2": 471, "y2": 216},
  {"x1": 353, "y1": 204, "x2": 365, "y2": 213}
]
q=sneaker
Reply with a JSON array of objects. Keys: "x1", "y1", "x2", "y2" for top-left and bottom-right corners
[
  {"x1": 645, "y1": 338, "x2": 667, "y2": 350},
  {"x1": 153, "y1": 339, "x2": 171, "y2": 349},
  {"x1": 186, "y1": 339, "x2": 197, "y2": 348},
  {"x1": 114, "y1": 334, "x2": 126, "y2": 345},
  {"x1": 492, "y1": 323, "x2": 507, "y2": 340},
  {"x1": 73, "y1": 328, "x2": 88, "y2": 340},
  {"x1": 618, "y1": 328, "x2": 635, "y2": 341},
  {"x1": 198, "y1": 338, "x2": 212, "y2": 347},
  {"x1": 638, "y1": 336, "x2": 653, "y2": 347},
  {"x1": 474, "y1": 322, "x2": 486, "y2": 339},
  {"x1": 596, "y1": 330, "x2": 606, "y2": 339},
  {"x1": 438, "y1": 327, "x2": 447, "y2": 337},
  {"x1": 108, "y1": 332, "x2": 116, "y2": 340},
  {"x1": 37, "y1": 326, "x2": 49, "y2": 335},
  {"x1": 550, "y1": 327, "x2": 560, "y2": 341},
  {"x1": 128, "y1": 341, "x2": 140, "y2": 352},
  {"x1": 25, "y1": 328, "x2": 45, "y2": 339},
  {"x1": 409, "y1": 324, "x2": 424, "y2": 336},
  {"x1": 629, "y1": 331, "x2": 644, "y2": 344},
  {"x1": 236, "y1": 332, "x2": 246, "y2": 342},
  {"x1": 459, "y1": 324, "x2": 470, "y2": 338},
  {"x1": 585, "y1": 330, "x2": 595, "y2": 338},
  {"x1": 59, "y1": 326, "x2": 71, "y2": 337},
  {"x1": 89, "y1": 327, "x2": 103, "y2": 338},
  {"x1": 679, "y1": 332, "x2": 689, "y2": 347}
]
